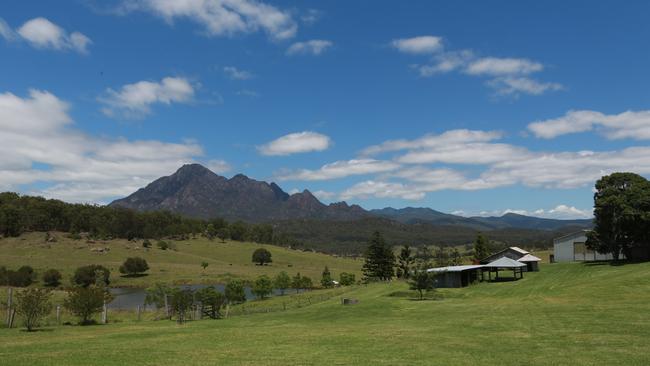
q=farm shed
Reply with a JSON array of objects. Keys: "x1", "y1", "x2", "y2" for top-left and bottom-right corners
[
  {"x1": 553, "y1": 230, "x2": 618, "y2": 262},
  {"x1": 481, "y1": 246, "x2": 529, "y2": 263},
  {"x1": 517, "y1": 254, "x2": 541, "y2": 272},
  {"x1": 426, "y1": 265, "x2": 484, "y2": 288},
  {"x1": 483, "y1": 257, "x2": 526, "y2": 281}
]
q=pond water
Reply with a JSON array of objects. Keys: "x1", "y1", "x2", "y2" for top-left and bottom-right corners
[{"x1": 108, "y1": 285, "x2": 292, "y2": 310}]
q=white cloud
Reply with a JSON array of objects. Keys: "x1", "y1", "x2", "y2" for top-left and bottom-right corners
[
  {"x1": 278, "y1": 159, "x2": 400, "y2": 181},
  {"x1": 286, "y1": 39, "x2": 332, "y2": 55},
  {"x1": 300, "y1": 9, "x2": 322, "y2": 25},
  {"x1": 417, "y1": 50, "x2": 474, "y2": 76},
  {"x1": 0, "y1": 88, "x2": 204, "y2": 203},
  {"x1": 125, "y1": 0, "x2": 297, "y2": 40},
  {"x1": 0, "y1": 17, "x2": 91, "y2": 53},
  {"x1": 487, "y1": 77, "x2": 563, "y2": 96},
  {"x1": 361, "y1": 129, "x2": 503, "y2": 156},
  {"x1": 340, "y1": 181, "x2": 425, "y2": 201},
  {"x1": 312, "y1": 190, "x2": 336, "y2": 200},
  {"x1": 465, "y1": 57, "x2": 543, "y2": 76},
  {"x1": 258, "y1": 131, "x2": 331, "y2": 156},
  {"x1": 466, "y1": 205, "x2": 593, "y2": 220},
  {"x1": 223, "y1": 66, "x2": 254, "y2": 80},
  {"x1": 391, "y1": 36, "x2": 443, "y2": 54},
  {"x1": 205, "y1": 159, "x2": 231, "y2": 174},
  {"x1": 528, "y1": 110, "x2": 650, "y2": 140},
  {"x1": 100, "y1": 76, "x2": 195, "y2": 118}
]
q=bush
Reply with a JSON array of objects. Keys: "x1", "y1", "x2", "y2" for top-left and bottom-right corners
[
  {"x1": 252, "y1": 275, "x2": 273, "y2": 300},
  {"x1": 119, "y1": 257, "x2": 149, "y2": 276},
  {"x1": 72, "y1": 265, "x2": 110, "y2": 287},
  {"x1": 42, "y1": 269, "x2": 62, "y2": 287},
  {"x1": 16, "y1": 288, "x2": 53, "y2": 331},
  {"x1": 225, "y1": 280, "x2": 246, "y2": 304},
  {"x1": 157, "y1": 240, "x2": 169, "y2": 250},
  {"x1": 64, "y1": 286, "x2": 109, "y2": 325},
  {"x1": 142, "y1": 239, "x2": 152, "y2": 248},
  {"x1": 339, "y1": 272, "x2": 356, "y2": 286},
  {"x1": 4, "y1": 266, "x2": 36, "y2": 287},
  {"x1": 252, "y1": 248, "x2": 272, "y2": 265}
]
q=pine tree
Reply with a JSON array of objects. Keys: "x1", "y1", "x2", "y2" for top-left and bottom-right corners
[
  {"x1": 473, "y1": 234, "x2": 490, "y2": 262},
  {"x1": 321, "y1": 266, "x2": 333, "y2": 288},
  {"x1": 362, "y1": 231, "x2": 395, "y2": 281},
  {"x1": 397, "y1": 244, "x2": 414, "y2": 279}
]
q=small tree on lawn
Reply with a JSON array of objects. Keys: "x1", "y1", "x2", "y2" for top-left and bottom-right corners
[
  {"x1": 397, "y1": 244, "x2": 414, "y2": 279},
  {"x1": 64, "y1": 286, "x2": 110, "y2": 325},
  {"x1": 274, "y1": 271, "x2": 291, "y2": 295},
  {"x1": 201, "y1": 262, "x2": 209, "y2": 271},
  {"x1": 15, "y1": 288, "x2": 53, "y2": 331},
  {"x1": 339, "y1": 272, "x2": 356, "y2": 286},
  {"x1": 291, "y1": 272, "x2": 303, "y2": 293},
  {"x1": 473, "y1": 234, "x2": 490, "y2": 262},
  {"x1": 252, "y1": 275, "x2": 273, "y2": 300},
  {"x1": 217, "y1": 227, "x2": 229, "y2": 243},
  {"x1": 252, "y1": 248, "x2": 272, "y2": 265},
  {"x1": 195, "y1": 286, "x2": 226, "y2": 319},
  {"x1": 321, "y1": 266, "x2": 333, "y2": 288},
  {"x1": 408, "y1": 270, "x2": 437, "y2": 300},
  {"x1": 225, "y1": 280, "x2": 246, "y2": 305},
  {"x1": 170, "y1": 288, "x2": 194, "y2": 324},
  {"x1": 205, "y1": 223, "x2": 217, "y2": 241},
  {"x1": 119, "y1": 257, "x2": 149, "y2": 277},
  {"x1": 300, "y1": 275, "x2": 313, "y2": 291},
  {"x1": 42, "y1": 269, "x2": 62, "y2": 287}
]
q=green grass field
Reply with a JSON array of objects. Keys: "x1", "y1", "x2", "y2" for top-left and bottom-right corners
[
  {"x1": 0, "y1": 232, "x2": 362, "y2": 287},
  {"x1": 1, "y1": 261, "x2": 649, "y2": 365}
]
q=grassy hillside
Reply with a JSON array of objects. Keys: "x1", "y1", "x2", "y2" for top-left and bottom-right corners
[
  {"x1": 0, "y1": 232, "x2": 362, "y2": 287},
  {"x1": 1, "y1": 261, "x2": 649, "y2": 365}
]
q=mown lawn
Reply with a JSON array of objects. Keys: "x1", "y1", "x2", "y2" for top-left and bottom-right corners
[
  {"x1": 1, "y1": 261, "x2": 649, "y2": 365},
  {"x1": 0, "y1": 232, "x2": 362, "y2": 287}
]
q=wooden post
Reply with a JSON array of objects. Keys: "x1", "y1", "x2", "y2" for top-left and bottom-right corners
[
  {"x1": 101, "y1": 301, "x2": 107, "y2": 324},
  {"x1": 8, "y1": 308, "x2": 16, "y2": 329},
  {"x1": 137, "y1": 305, "x2": 142, "y2": 321},
  {"x1": 164, "y1": 294, "x2": 170, "y2": 319},
  {"x1": 56, "y1": 305, "x2": 61, "y2": 325},
  {"x1": 6, "y1": 287, "x2": 13, "y2": 327}
]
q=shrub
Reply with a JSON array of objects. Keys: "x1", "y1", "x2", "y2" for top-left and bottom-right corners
[
  {"x1": 142, "y1": 239, "x2": 152, "y2": 248},
  {"x1": 72, "y1": 265, "x2": 110, "y2": 287},
  {"x1": 64, "y1": 286, "x2": 109, "y2": 325},
  {"x1": 339, "y1": 272, "x2": 356, "y2": 286},
  {"x1": 252, "y1": 248, "x2": 272, "y2": 265},
  {"x1": 157, "y1": 240, "x2": 169, "y2": 250},
  {"x1": 42, "y1": 269, "x2": 62, "y2": 287},
  {"x1": 252, "y1": 275, "x2": 273, "y2": 300},
  {"x1": 16, "y1": 288, "x2": 53, "y2": 331},
  {"x1": 119, "y1": 257, "x2": 149, "y2": 276},
  {"x1": 6, "y1": 266, "x2": 36, "y2": 287},
  {"x1": 408, "y1": 270, "x2": 437, "y2": 300}
]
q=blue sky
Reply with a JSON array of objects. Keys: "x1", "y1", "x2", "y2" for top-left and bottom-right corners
[{"x1": 2, "y1": 0, "x2": 650, "y2": 219}]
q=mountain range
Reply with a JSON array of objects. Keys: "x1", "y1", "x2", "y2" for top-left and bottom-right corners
[{"x1": 110, "y1": 164, "x2": 593, "y2": 232}]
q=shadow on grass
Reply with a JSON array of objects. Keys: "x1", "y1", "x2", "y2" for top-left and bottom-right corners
[
  {"x1": 120, "y1": 273, "x2": 150, "y2": 278},
  {"x1": 486, "y1": 277, "x2": 521, "y2": 283},
  {"x1": 582, "y1": 260, "x2": 643, "y2": 267},
  {"x1": 20, "y1": 328, "x2": 54, "y2": 333}
]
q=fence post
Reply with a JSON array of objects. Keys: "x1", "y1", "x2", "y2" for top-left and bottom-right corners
[
  {"x1": 6, "y1": 287, "x2": 13, "y2": 327},
  {"x1": 56, "y1": 305, "x2": 61, "y2": 325},
  {"x1": 137, "y1": 305, "x2": 141, "y2": 321},
  {"x1": 164, "y1": 294, "x2": 170, "y2": 319}
]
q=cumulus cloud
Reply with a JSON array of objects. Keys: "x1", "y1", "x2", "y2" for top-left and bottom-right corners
[
  {"x1": 278, "y1": 159, "x2": 400, "y2": 181},
  {"x1": 205, "y1": 159, "x2": 232, "y2": 174},
  {"x1": 223, "y1": 66, "x2": 254, "y2": 80},
  {"x1": 0, "y1": 17, "x2": 91, "y2": 53},
  {"x1": 340, "y1": 181, "x2": 425, "y2": 201},
  {"x1": 286, "y1": 39, "x2": 332, "y2": 55},
  {"x1": 0, "y1": 88, "x2": 206, "y2": 203},
  {"x1": 528, "y1": 110, "x2": 650, "y2": 140},
  {"x1": 258, "y1": 131, "x2": 331, "y2": 156},
  {"x1": 361, "y1": 129, "x2": 503, "y2": 156},
  {"x1": 465, "y1": 57, "x2": 543, "y2": 76},
  {"x1": 391, "y1": 36, "x2": 443, "y2": 54},
  {"x1": 123, "y1": 0, "x2": 297, "y2": 40},
  {"x1": 464, "y1": 205, "x2": 593, "y2": 220},
  {"x1": 99, "y1": 76, "x2": 195, "y2": 118},
  {"x1": 487, "y1": 77, "x2": 563, "y2": 96}
]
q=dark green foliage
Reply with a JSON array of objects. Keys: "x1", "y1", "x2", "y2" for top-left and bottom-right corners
[
  {"x1": 119, "y1": 257, "x2": 149, "y2": 276},
  {"x1": 473, "y1": 234, "x2": 491, "y2": 261},
  {"x1": 229, "y1": 221, "x2": 248, "y2": 241},
  {"x1": 64, "y1": 286, "x2": 109, "y2": 325},
  {"x1": 300, "y1": 275, "x2": 313, "y2": 290},
  {"x1": 252, "y1": 248, "x2": 272, "y2": 265},
  {"x1": 408, "y1": 270, "x2": 437, "y2": 300},
  {"x1": 339, "y1": 272, "x2": 356, "y2": 286},
  {"x1": 201, "y1": 261, "x2": 209, "y2": 270},
  {"x1": 321, "y1": 266, "x2": 333, "y2": 288},
  {"x1": 588, "y1": 173, "x2": 650, "y2": 261},
  {"x1": 157, "y1": 240, "x2": 169, "y2": 250},
  {"x1": 144, "y1": 283, "x2": 172, "y2": 309},
  {"x1": 216, "y1": 227, "x2": 229, "y2": 243},
  {"x1": 434, "y1": 245, "x2": 450, "y2": 267},
  {"x1": 142, "y1": 239, "x2": 152, "y2": 248},
  {"x1": 205, "y1": 223, "x2": 217, "y2": 240},
  {"x1": 252, "y1": 275, "x2": 273, "y2": 299},
  {"x1": 225, "y1": 280, "x2": 246, "y2": 304},
  {"x1": 273, "y1": 271, "x2": 291, "y2": 295},
  {"x1": 169, "y1": 288, "x2": 194, "y2": 324},
  {"x1": 2, "y1": 265, "x2": 36, "y2": 287},
  {"x1": 397, "y1": 244, "x2": 414, "y2": 279},
  {"x1": 42, "y1": 269, "x2": 62, "y2": 287},
  {"x1": 72, "y1": 265, "x2": 110, "y2": 287},
  {"x1": 195, "y1": 286, "x2": 226, "y2": 319},
  {"x1": 449, "y1": 248, "x2": 462, "y2": 266},
  {"x1": 290, "y1": 272, "x2": 312, "y2": 292},
  {"x1": 362, "y1": 232, "x2": 395, "y2": 281},
  {"x1": 15, "y1": 288, "x2": 53, "y2": 331}
]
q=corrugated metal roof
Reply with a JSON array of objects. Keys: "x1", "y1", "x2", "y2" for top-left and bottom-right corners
[
  {"x1": 518, "y1": 254, "x2": 541, "y2": 262},
  {"x1": 553, "y1": 229, "x2": 591, "y2": 244},
  {"x1": 509, "y1": 246, "x2": 530, "y2": 255},
  {"x1": 485, "y1": 256, "x2": 527, "y2": 268},
  {"x1": 427, "y1": 265, "x2": 484, "y2": 273}
]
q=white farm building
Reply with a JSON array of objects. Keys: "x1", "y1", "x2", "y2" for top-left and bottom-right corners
[{"x1": 552, "y1": 230, "x2": 617, "y2": 262}]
